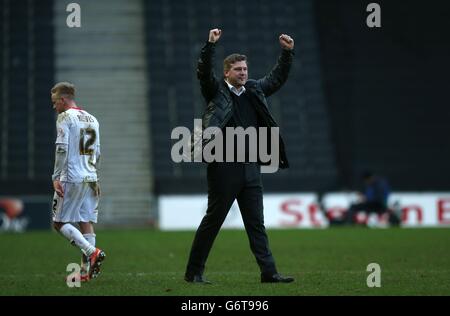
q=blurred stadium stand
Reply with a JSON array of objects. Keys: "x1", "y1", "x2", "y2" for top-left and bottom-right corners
[
  {"x1": 53, "y1": 0, "x2": 153, "y2": 225},
  {"x1": 315, "y1": 0, "x2": 450, "y2": 190},
  {"x1": 0, "y1": 0, "x2": 55, "y2": 194},
  {"x1": 1, "y1": 0, "x2": 449, "y2": 227}
]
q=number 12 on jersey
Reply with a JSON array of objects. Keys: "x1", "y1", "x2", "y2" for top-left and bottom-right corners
[{"x1": 79, "y1": 128, "x2": 96, "y2": 155}]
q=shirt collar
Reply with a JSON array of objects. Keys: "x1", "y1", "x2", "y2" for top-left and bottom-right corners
[{"x1": 225, "y1": 80, "x2": 246, "y2": 96}]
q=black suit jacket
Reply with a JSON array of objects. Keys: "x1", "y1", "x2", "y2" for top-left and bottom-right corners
[{"x1": 193, "y1": 41, "x2": 294, "y2": 169}]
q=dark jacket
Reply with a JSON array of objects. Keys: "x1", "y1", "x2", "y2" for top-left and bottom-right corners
[{"x1": 194, "y1": 41, "x2": 294, "y2": 169}]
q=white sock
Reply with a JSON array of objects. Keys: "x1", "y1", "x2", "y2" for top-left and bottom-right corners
[
  {"x1": 81, "y1": 233, "x2": 96, "y2": 269},
  {"x1": 83, "y1": 233, "x2": 96, "y2": 247},
  {"x1": 60, "y1": 224, "x2": 95, "y2": 256}
]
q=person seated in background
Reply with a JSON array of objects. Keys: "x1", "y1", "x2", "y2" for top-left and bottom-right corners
[{"x1": 344, "y1": 171, "x2": 391, "y2": 225}]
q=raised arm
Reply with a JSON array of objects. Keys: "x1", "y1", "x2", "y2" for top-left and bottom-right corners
[
  {"x1": 197, "y1": 29, "x2": 222, "y2": 103},
  {"x1": 257, "y1": 34, "x2": 295, "y2": 97}
]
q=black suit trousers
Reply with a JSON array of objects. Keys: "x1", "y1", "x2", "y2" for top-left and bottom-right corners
[{"x1": 185, "y1": 162, "x2": 277, "y2": 277}]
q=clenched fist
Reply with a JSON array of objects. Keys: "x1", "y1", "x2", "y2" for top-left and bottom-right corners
[
  {"x1": 279, "y1": 34, "x2": 294, "y2": 50},
  {"x1": 209, "y1": 28, "x2": 222, "y2": 43}
]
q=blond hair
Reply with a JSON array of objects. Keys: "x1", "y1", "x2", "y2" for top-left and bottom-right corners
[{"x1": 51, "y1": 82, "x2": 75, "y2": 99}]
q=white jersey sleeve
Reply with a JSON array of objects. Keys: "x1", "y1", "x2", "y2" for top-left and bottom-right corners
[{"x1": 56, "y1": 113, "x2": 70, "y2": 145}]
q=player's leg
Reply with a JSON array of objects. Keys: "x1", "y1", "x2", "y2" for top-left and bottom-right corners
[
  {"x1": 52, "y1": 183, "x2": 97, "y2": 257},
  {"x1": 53, "y1": 221, "x2": 96, "y2": 256},
  {"x1": 80, "y1": 182, "x2": 105, "y2": 279},
  {"x1": 79, "y1": 221, "x2": 96, "y2": 281},
  {"x1": 79, "y1": 222, "x2": 95, "y2": 250},
  {"x1": 79, "y1": 184, "x2": 97, "y2": 275}
]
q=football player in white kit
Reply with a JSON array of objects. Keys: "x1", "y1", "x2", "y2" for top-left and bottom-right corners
[{"x1": 50, "y1": 82, "x2": 105, "y2": 282}]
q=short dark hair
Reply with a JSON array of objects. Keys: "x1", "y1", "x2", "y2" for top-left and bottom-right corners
[{"x1": 223, "y1": 53, "x2": 247, "y2": 72}]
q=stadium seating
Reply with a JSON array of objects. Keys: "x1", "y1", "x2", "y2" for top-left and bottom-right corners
[{"x1": 0, "y1": 0, "x2": 55, "y2": 194}]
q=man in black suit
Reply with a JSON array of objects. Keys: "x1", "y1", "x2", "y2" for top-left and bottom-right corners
[{"x1": 184, "y1": 28, "x2": 295, "y2": 284}]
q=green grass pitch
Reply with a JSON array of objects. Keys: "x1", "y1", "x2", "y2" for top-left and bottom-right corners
[{"x1": 1, "y1": 228, "x2": 449, "y2": 295}]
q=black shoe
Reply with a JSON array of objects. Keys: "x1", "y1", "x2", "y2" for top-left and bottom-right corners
[
  {"x1": 184, "y1": 274, "x2": 212, "y2": 284},
  {"x1": 261, "y1": 273, "x2": 294, "y2": 283}
]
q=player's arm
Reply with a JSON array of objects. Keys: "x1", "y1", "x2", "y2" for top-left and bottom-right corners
[
  {"x1": 52, "y1": 116, "x2": 70, "y2": 197},
  {"x1": 52, "y1": 144, "x2": 68, "y2": 197},
  {"x1": 257, "y1": 34, "x2": 295, "y2": 97},
  {"x1": 88, "y1": 128, "x2": 101, "y2": 171},
  {"x1": 197, "y1": 28, "x2": 221, "y2": 103},
  {"x1": 94, "y1": 145, "x2": 101, "y2": 171},
  {"x1": 93, "y1": 144, "x2": 101, "y2": 196}
]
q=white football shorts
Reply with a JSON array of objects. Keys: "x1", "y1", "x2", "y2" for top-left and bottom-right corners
[{"x1": 52, "y1": 182, "x2": 99, "y2": 223}]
